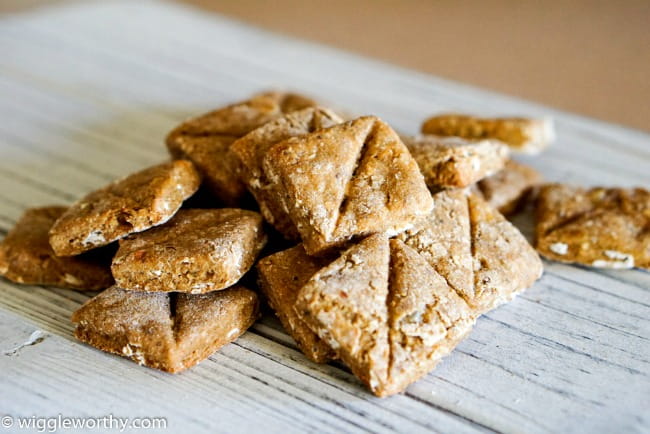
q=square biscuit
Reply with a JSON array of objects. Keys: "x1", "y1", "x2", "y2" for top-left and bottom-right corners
[
  {"x1": 403, "y1": 134, "x2": 509, "y2": 188},
  {"x1": 421, "y1": 114, "x2": 554, "y2": 154},
  {"x1": 49, "y1": 160, "x2": 201, "y2": 256},
  {"x1": 294, "y1": 234, "x2": 475, "y2": 397},
  {"x1": 167, "y1": 92, "x2": 317, "y2": 205},
  {"x1": 263, "y1": 116, "x2": 433, "y2": 255},
  {"x1": 0, "y1": 206, "x2": 114, "y2": 290},
  {"x1": 72, "y1": 285, "x2": 259, "y2": 373},
  {"x1": 112, "y1": 209, "x2": 267, "y2": 293},
  {"x1": 535, "y1": 184, "x2": 649, "y2": 269}
]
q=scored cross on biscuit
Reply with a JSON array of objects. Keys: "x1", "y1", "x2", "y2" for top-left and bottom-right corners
[
  {"x1": 72, "y1": 286, "x2": 259, "y2": 373},
  {"x1": 262, "y1": 116, "x2": 433, "y2": 255}
]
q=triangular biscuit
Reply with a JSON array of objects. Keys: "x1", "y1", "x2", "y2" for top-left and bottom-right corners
[{"x1": 295, "y1": 233, "x2": 390, "y2": 391}]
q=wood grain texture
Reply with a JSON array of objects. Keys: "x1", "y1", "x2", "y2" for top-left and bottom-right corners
[{"x1": 0, "y1": 2, "x2": 649, "y2": 433}]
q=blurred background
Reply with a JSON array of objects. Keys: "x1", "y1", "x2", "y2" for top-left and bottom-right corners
[{"x1": 2, "y1": 0, "x2": 648, "y2": 132}]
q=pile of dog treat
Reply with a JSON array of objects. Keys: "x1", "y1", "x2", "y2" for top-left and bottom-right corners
[{"x1": 1, "y1": 92, "x2": 647, "y2": 397}]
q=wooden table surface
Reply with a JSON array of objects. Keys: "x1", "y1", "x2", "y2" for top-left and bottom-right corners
[
  {"x1": 1, "y1": 0, "x2": 649, "y2": 132},
  {"x1": 0, "y1": 2, "x2": 649, "y2": 433}
]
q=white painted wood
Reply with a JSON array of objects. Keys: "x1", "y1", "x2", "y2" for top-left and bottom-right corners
[{"x1": 0, "y1": 1, "x2": 648, "y2": 433}]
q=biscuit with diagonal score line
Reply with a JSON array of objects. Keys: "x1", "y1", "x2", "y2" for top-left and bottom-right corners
[
  {"x1": 231, "y1": 107, "x2": 343, "y2": 239},
  {"x1": 0, "y1": 206, "x2": 114, "y2": 290},
  {"x1": 112, "y1": 209, "x2": 267, "y2": 293},
  {"x1": 263, "y1": 116, "x2": 433, "y2": 255},
  {"x1": 167, "y1": 92, "x2": 317, "y2": 205},
  {"x1": 49, "y1": 161, "x2": 200, "y2": 256},
  {"x1": 71, "y1": 286, "x2": 259, "y2": 373},
  {"x1": 535, "y1": 184, "x2": 649, "y2": 269},
  {"x1": 421, "y1": 114, "x2": 554, "y2": 154}
]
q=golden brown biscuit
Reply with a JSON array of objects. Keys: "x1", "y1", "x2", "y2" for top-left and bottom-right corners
[
  {"x1": 535, "y1": 184, "x2": 649, "y2": 269},
  {"x1": 474, "y1": 159, "x2": 542, "y2": 215},
  {"x1": 403, "y1": 135, "x2": 509, "y2": 188},
  {"x1": 112, "y1": 209, "x2": 267, "y2": 293},
  {"x1": 0, "y1": 206, "x2": 114, "y2": 290},
  {"x1": 294, "y1": 234, "x2": 474, "y2": 397},
  {"x1": 167, "y1": 92, "x2": 317, "y2": 205},
  {"x1": 397, "y1": 189, "x2": 543, "y2": 314},
  {"x1": 421, "y1": 114, "x2": 554, "y2": 154},
  {"x1": 231, "y1": 107, "x2": 343, "y2": 239},
  {"x1": 72, "y1": 285, "x2": 259, "y2": 373},
  {"x1": 256, "y1": 245, "x2": 336, "y2": 363},
  {"x1": 263, "y1": 116, "x2": 433, "y2": 255},
  {"x1": 49, "y1": 161, "x2": 200, "y2": 256}
]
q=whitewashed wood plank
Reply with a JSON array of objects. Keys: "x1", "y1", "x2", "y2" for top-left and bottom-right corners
[{"x1": 0, "y1": 2, "x2": 648, "y2": 433}]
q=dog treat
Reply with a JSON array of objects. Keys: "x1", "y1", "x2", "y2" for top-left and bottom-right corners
[
  {"x1": 535, "y1": 184, "x2": 649, "y2": 269},
  {"x1": 0, "y1": 206, "x2": 114, "y2": 290},
  {"x1": 232, "y1": 107, "x2": 343, "y2": 239},
  {"x1": 167, "y1": 92, "x2": 317, "y2": 205},
  {"x1": 263, "y1": 116, "x2": 433, "y2": 255},
  {"x1": 294, "y1": 234, "x2": 475, "y2": 397},
  {"x1": 49, "y1": 161, "x2": 200, "y2": 256},
  {"x1": 473, "y1": 159, "x2": 542, "y2": 215},
  {"x1": 112, "y1": 209, "x2": 267, "y2": 293},
  {"x1": 403, "y1": 135, "x2": 509, "y2": 188},
  {"x1": 72, "y1": 285, "x2": 259, "y2": 373},
  {"x1": 256, "y1": 244, "x2": 336, "y2": 363},
  {"x1": 397, "y1": 189, "x2": 543, "y2": 313},
  {"x1": 421, "y1": 114, "x2": 554, "y2": 154}
]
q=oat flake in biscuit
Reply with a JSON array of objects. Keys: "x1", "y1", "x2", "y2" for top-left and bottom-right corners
[
  {"x1": 397, "y1": 189, "x2": 543, "y2": 314},
  {"x1": 48, "y1": 160, "x2": 200, "y2": 256},
  {"x1": 231, "y1": 107, "x2": 343, "y2": 239},
  {"x1": 71, "y1": 286, "x2": 259, "y2": 373},
  {"x1": 112, "y1": 209, "x2": 267, "y2": 293},
  {"x1": 535, "y1": 184, "x2": 649, "y2": 269},
  {"x1": 403, "y1": 134, "x2": 509, "y2": 188},
  {"x1": 421, "y1": 114, "x2": 554, "y2": 154},
  {"x1": 294, "y1": 233, "x2": 475, "y2": 397},
  {"x1": 263, "y1": 116, "x2": 433, "y2": 255},
  {"x1": 167, "y1": 92, "x2": 317, "y2": 205},
  {"x1": 0, "y1": 206, "x2": 113, "y2": 290},
  {"x1": 256, "y1": 244, "x2": 336, "y2": 363},
  {"x1": 473, "y1": 159, "x2": 541, "y2": 215}
]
